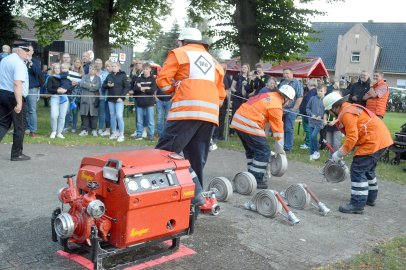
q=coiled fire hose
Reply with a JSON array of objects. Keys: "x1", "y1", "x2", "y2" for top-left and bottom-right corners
[
  {"x1": 264, "y1": 152, "x2": 289, "y2": 181},
  {"x1": 207, "y1": 177, "x2": 233, "y2": 202},
  {"x1": 232, "y1": 172, "x2": 257, "y2": 195},
  {"x1": 244, "y1": 190, "x2": 300, "y2": 225},
  {"x1": 283, "y1": 184, "x2": 330, "y2": 216},
  {"x1": 322, "y1": 143, "x2": 350, "y2": 183},
  {"x1": 269, "y1": 152, "x2": 288, "y2": 177}
]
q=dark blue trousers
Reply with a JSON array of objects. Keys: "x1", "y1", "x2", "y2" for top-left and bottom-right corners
[
  {"x1": 236, "y1": 130, "x2": 270, "y2": 184},
  {"x1": 0, "y1": 90, "x2": 26, "y2": 158},
  {"x1": 156, "y1": 120, "x2": 215, "y2": 194},
  {"x1": 350, "y1": 148, "x2": 386, "y2": 207}
]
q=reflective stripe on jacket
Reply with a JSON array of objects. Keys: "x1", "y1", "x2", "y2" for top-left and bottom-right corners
[
  {"x1": 156, "y1": 44, "x2": 226, "y2": 125},
  {"x1": 336, "y1": 102, "x2": 393, "y2": 156},
  {"x1": 230, "y1": 92, "x2": 284, "y2": 139},
  {"x1": 366, "y1": 80, "x2": 389, "y2": 118}
]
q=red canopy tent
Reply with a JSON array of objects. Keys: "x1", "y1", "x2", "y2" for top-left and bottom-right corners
[
  {"x1": 268, "y1": 57, "x2": 328, "y2": 78},
  {"x1": 224, "y1": 57, "x2": 328, "y2": 78}
]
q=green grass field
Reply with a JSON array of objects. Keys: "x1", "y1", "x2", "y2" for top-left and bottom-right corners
[{"x1": 382, "y1": 112, "x2": 405, "y2": 132}]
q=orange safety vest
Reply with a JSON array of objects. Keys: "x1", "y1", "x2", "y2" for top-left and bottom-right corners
[
  {"x1": 365, "y1": 80, "x2": 389, "y2": 118},
  {"x1": 230, "y1": 92, "x2": 284, "y2": 139},
  {"x1": 156, "y1": 43, "x2": 226, "y2": 125},
  {"x1": 336, "y1": 102, "x2": 393, "y2": 156}
]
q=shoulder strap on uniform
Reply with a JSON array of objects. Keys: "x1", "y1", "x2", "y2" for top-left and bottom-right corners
[
  {"x1": 349, "y1": 103, "x2": 376, "y2": 118},
  {"x1": 338, "y1": 103, "x2": 375, "y2": 121},
  {"x1": 172, "y1": 47, "x2": 189, "y2": 65}
]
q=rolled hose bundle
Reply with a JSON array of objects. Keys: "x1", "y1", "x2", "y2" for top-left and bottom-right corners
[
  {"x1": 233, "y1": 172, "x2": 257, "y2": 195},
  {"x1": 323, "y1": 160, "x2": 349, "y2": 183},
  {"x1": 269, "y1": 152, "x2": 288, "y2": 177},
  {"x1": 207, "y1": 177, "x2": 233, "y2": 202},
  {"x1": 284, "y1": 183, "x2": 330, "y2": 216},
  {"x1": 244, "y1": 190, "x2": 282, "y2": 218},
  {"x1": 284, "y1": 184, "x2": 311, "y2": 209}
]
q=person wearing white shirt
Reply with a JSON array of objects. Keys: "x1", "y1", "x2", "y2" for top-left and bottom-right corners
[{"x1": 0, "y1": 43, "x2": 31, "y2": 161}]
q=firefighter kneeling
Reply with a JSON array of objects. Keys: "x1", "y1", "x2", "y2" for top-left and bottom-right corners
[
  {"x1": 323, "y1": 92, "x2": 393, "y2": 214},
  {"x1": 230, "y1": 85, "x2": 296, "y2": 189}
]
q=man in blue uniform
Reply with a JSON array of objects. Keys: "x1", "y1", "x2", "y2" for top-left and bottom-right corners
[{"x1": 0, "y1": 43, "x2": 31, "y2": 161}]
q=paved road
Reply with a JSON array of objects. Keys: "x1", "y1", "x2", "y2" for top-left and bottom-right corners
[{"x1": 0, "y1": 144, "x2": 405, "y2": 270}]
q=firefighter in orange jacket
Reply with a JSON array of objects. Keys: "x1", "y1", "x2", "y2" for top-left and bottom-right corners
[
  {"x1": 230, "y1": 85, "x2": 296, "y2": 189},
  {"x1": 362, "y1": 71, "x2": 389, "y2": 119},
  {"x1": 155, "y1": 28, "x2": 226, "y2": 206},
  {"x1": 323, "y1": 92, "x2": 393, "y2": 214}
]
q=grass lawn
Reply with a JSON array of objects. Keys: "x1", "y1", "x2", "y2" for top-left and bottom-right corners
[
  {"x1": 1, "y1": 102, "x2": 157, "y2": 147},
  {"x1": 1, "y1": 103, "x2": 405, "y2": 269},
  {"x1": 382, "y1": 112, "x2": 405, "y2": 132}
]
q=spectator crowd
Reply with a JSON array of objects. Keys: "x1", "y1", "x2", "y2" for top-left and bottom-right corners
[
  {"x1": 1, "y1": 45, "x2": 174, "y2": 144},
  {"x1": 1, "y1": 42, "x2": 391, "y2": 156}
]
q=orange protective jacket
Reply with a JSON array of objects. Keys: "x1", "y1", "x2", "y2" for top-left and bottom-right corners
[
  {"x1": 336, "y1": 102, "x2": 393, "y2": 156},
  {"x1": 365, "y1": 80, "x2": 389, "y2": 118},
  {"x1": 230, "y1": 92, "x2": 284, "y2": 140},
  {"x1": 156, "y1": 44, "x2": 226, "y2": 125}
]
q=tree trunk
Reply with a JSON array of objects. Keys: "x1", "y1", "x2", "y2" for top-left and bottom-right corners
[
  {"x1": 92, "y1": 0, "x2": 113, "y2": 62},
  {"x1": 233, "y1": 0, "x2": 261, "y2": 69}
]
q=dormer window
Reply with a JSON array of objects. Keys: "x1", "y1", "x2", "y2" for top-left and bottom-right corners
[{"x1": 351, "y1": 52, "x2": 360, "y2": 63}]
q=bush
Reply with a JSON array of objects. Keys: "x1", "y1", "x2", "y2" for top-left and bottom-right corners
[{"x1": 388, "y1": 88, "x2": 406, "y2": 112}]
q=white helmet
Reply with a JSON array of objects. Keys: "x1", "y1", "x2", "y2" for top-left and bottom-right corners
[
  {"x1": 323, "y1": 92, "x2": 346, "y2": 110},
  {"x1": 178, "y1": 28, "x2": 203, "y2": 41},
  {"x1": 279, "y1": 85, "x2": 296, "y2": 100}
]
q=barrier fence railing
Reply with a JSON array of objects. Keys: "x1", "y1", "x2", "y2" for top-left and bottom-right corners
[{"x1": 18, "y1": 92, "x2": 405, "y2": 140}]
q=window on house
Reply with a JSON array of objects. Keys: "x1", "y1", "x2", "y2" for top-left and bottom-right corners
[
  {"x1": 396, "y1": 79, "x2": 406, "y2": 89},
  {"x1": 351, "y1": 52, "x2": 360, "y2": 63}
]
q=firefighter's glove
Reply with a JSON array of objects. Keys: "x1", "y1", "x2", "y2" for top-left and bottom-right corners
[
  {"x1": 332, "y1": 151, "x2": 343, "y2": 162},
  {"x1": 274, "y1": 140, "x2": 285, "y2": 155}
]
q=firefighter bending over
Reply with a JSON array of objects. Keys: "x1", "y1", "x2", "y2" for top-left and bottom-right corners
[
  {"x1": 323, "y1": 92, "x2": 393, "y2": 214},
  {"x1": 230, "y1": 85, "x2": 296, "y2": 189},
  {"x1": 155, "y1": 28, "x2": 226, "y2": 206}
]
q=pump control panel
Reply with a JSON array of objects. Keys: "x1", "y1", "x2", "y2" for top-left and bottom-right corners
[{"x1": 124, "y1": 170, "x2": 179, "y2": 194}]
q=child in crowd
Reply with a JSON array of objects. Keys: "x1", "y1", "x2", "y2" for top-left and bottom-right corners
[
  {"x1": 57, "y1": 63, "x2": 74, "y2": 105},
  {"x1": 306, "y1": 84, "x2": 327, "y2": 160},
  {"x1": 55, "y1": 63, "x2": 81, "y2": 102},
  {"x1": 323, "y1": 82, "x2": 342, "y2": 157}
]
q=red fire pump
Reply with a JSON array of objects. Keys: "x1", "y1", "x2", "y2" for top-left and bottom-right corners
[{"x1": 51, "y1": 149, "x2": 196, "y2": 269}]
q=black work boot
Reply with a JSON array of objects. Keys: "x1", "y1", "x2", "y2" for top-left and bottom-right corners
[
  {"x1": 366, "y1": 200, "x2": 376, "y2": 206},
  {"x1": 191, "y1": 193, "x2": 205, "y2": 206},
  {"x1": 338, "y1": 203, "x2": 364, "y2": 214}
]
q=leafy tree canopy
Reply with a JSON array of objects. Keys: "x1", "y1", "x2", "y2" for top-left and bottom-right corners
[
  {"x1": 187, "y1": 0, "x2": 341, "y2": 64},
  {"x1": 142, "y1": 21, "x2": 180, "y2": 65},
  {"x1": 26, "y1": 0, "x2": 172, "y2": 47},
  {"x1": 0, "y1": 0, "x2": 24, "y2": 47}
]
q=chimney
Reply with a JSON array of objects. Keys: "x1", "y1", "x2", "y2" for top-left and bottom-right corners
[{"x1": 368, "y1": 20, "x2": 374, "y2": 23}]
